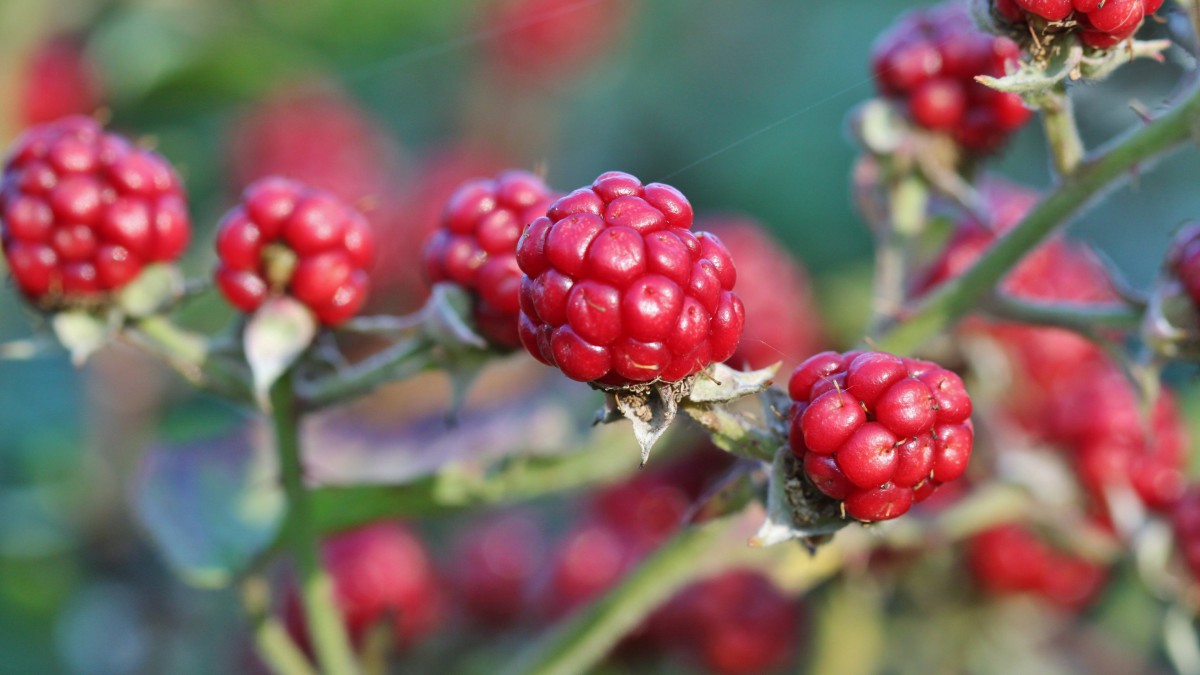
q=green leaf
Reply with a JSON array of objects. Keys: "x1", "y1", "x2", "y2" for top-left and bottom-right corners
[
  {"x1": 689, "y1": 362, "x2": 778, "y2": 403},
  {"x1": 132, "y1": 427, "x2": 285, "y2": 587}
]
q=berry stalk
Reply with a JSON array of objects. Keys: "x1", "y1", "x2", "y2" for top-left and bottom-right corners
[
  {"x1": 241, "y1": 576, "x2": 318, "y2": 675},
  {"x1": 1039, "y1": 84, "x2": 1086, "y2": 177},
  {"x1": 306, "y1": 423, "x2": 646, "y2": 536},
  {"x1": 123, "y1": 315, "x2": 253, "y2": 402},
  {"x1": 271, "y1": 371, "x2": 359, "y2": 675},
  {"x1": 871, "y1": 174, "x2": 929, "y2": 334},
  {"x1": 983, "y1": 291, "x2": 1144, "y2": 332},
  {"x1": 876, "y1": 79, "x2": 1200, "y2": 356}
]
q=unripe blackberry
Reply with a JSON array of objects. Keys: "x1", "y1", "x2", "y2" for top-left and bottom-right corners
[
  {"x1": 872, "y1": 3, "x2": 1031, "y2": 153},
  {"x1": 516, "y1": 171, "x2": 744, "y2": 386},
  {"x1": 701, "y1": 216, "x2": 826, "y2": 373},
  {"x1": 993, "y1": 0, "x2": 1163, "y2": 49},
  {"x1": 481, "y1": 0, "x2": 632, "y2": 83},
  {"x1": 286, "y1": 523, "x2": 443, "y2": 652},
  {"x1": 213, "y1": 176, "x2": 374, "y2": 326},
  {"x1": 966, "y1": 523, "x2": 1107, "y2": 611},
  {"x1": 422, "y1": 170, "x2": 558, "y2": 349},
  {"x1": 0, "y1": 116, "x2": 190, "y2": 307},
  {"x1": 788, "y1": 350, "x2": 974, "y2": 522},
  {"x1": 227, "y1": 84, "x2": 400, "y2": 205},
  {"x1": 449, "y1": 512, "x2": 545, "y2": 626},
  {"x1": 19, "y1": 35, "x2": 103, "y2": 126}
]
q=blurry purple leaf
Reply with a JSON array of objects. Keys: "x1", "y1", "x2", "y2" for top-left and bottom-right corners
[
  {"x1": 303, "y1": 374, "x2": 602, "y2": 486},
  {"x1": 132, "y1": 425, "x2": 284, "y2": 587}
]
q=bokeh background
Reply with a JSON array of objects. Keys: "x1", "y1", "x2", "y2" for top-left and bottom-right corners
[{"x1": 2, "y1": 0, "x2": 1200, "y2": 673}]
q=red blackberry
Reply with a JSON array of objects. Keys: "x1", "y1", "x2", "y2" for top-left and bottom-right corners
[
  {"x1": 516, "y1": 171, "x2": 744, "y2": 386},
  {"x1": 19, "y1": 35, "x2": 103, "y2": 126},
  {"x1": 422, "y1": 170, "x2": 558, "y2": 349},
  {"x1": 449, "y1": 511, "x2": 545, "y2": 626},
  {"x1": 788, "y1": 350, "x2": 974, "y2": 522},
  {"x1": 701, "y1": 215, "x2": 826, "y2": 374},
  {"x1": 213, "y1": 176, "x2": 374, "y2": 326},
  {"x1": 286, "y1": 523, "x2": 442, "y2": 652},
  {"x1": 966, "y1": 523, "x2": 1107, "y2": 611},
  {"x1": 0, "y1": 116, "x2": 190, "y2": 307},
  {"x1": 872, "y1": 3, "x2": 1031, "y2": 153},
  {"x1": 227, "y1": 84, "x2": 400, "y2": 205},
  {"x1": 481, "y1": 0, "x2": 632, "y2": 83},
  {"x1": 994, "y1": 0, "x2": 1163, "y2": 49}
]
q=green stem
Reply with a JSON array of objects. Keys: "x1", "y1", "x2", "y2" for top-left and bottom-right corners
[
  {"x1": 984, "y1": 293, "x2": 1144, "y2": 333},
  {"x1": 125, "y1": 315, "x2": 253, "y2": 402},
  {"x1": 876, "y1": 81, "x2": 1200, "y2": 356},
  {"x1": 308, "y1": 423, "x2": 645, "y2": 537},
  {"x1": 272, "y1": 371, "x2": 359, "y2": 675},
  {"x1": 500, "y1": 512, "x2": 762, "y2": 675},
  {"x1": 296, "y1": 336, "x2": 435, "y2": 409},
  {"x1": 1040, "y1": 84, "x2": 1085, "y2": 177},
  {"x1": 870, "y1": 174, "x2": 928, "y2": 335},
  {"x1": 241, "y1": 577, "x2": 318, "y2": 675}
]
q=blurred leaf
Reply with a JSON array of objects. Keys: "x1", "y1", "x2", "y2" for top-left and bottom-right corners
[
  {"x1": 807, "y1": 580, "x2": 885, "y2": 675},
  {"x1": 244, "y1": 297, "x2": 316, "y2": 409},
  {"x1": 132, "y1": 427, "x2": 284, "y2": 588},
  {"x1": 50, "y1": 309, "x2": 116, "y2": 367}
]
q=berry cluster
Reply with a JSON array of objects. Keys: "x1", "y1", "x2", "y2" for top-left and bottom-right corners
[
  {"x1": 423, "y1": 170, "x2": 558, "y2": 349},
  {"x1": 994, "y1": 0, "x2": 1164, "y2": 49},
  {"x1": 517, "y1": 171, "x2": 744, "y2": 386},
  {"x1": 788, "y1": 350, "x2": 974, "y2": 522},
  {"x1": 919, "y1": 179, "x2": 1188, "y2": 518},
  {"x1": 287, "y1": 523, "x2": 442, "y2": 652},
  {"x1": 966, "y1": 523, "x2": 1107, "y2": 610},
  {"x1": 214, "y1": 176, "x2": 374, "y2": 326},
  {"x1": 872, "y1": 3, "x2": 1031, "y2": 153},
  {"x1": 700, "y1": 216, "x2": 826, "y2": 373},
  {"x1": 0, "y1": 116, "x2": 190, "y2": 306}
]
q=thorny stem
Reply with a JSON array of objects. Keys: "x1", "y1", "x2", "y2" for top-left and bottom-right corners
[
  {"x1": 983, "y1": 292, "x2": 1144, "y2": 333},
  {"x1": 296, "y1": 335, "x2": 435, "y2": 409},
  {"x1": 241, "y1": 576, "x2": 318, "y2": 675},
  {"x1": 876, "y1": 79, "x2": 1200, "y2": 356},
  {"x1": 272, "y1": 371, "x2": 359, "y2": 675},
  {"x1": 1040, "y1": 83, "x2": 1086, "y2": 177}
]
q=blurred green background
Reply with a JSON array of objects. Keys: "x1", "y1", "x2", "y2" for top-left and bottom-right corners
[{"x1": 1, "y1": 0, "x2": 1198, "y2": 673}]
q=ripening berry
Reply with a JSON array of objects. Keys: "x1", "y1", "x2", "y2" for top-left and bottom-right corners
[
  {"x1": 967, "y1": 523, "x2": 1108, "y2": 611},
  {"x1": 787, "y1": 350, "x2": 973, "y2": 522},
  {"x1": 213, "y1": 176, "x2": 374, "y2": 325},
  {"x1": 423, "y1": 170, "x2": 558, "y2": 349},
  {"x1": 872, "y1": 3, "x2": 1031, "y2": 153},
  {"x1": 517, "y1": 171, "x2": 744, "y2": 386},
  {"x1": 286, "y1": 523, "x2": 443, "y2": 652},
  {"x1": 0, "y1": 116, "x2": 190, "y2": 307}
]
